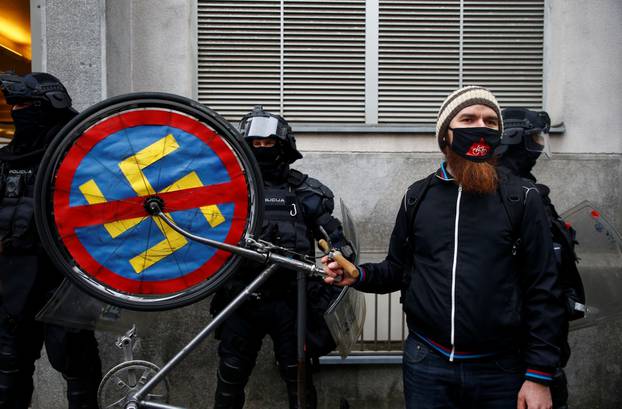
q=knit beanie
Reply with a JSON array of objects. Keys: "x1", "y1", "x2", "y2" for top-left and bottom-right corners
[{"x1": 435, "y1": 86, "x2": 502, "y2": 151}]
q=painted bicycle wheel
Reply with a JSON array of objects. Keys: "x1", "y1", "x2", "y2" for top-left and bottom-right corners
[{"x1": 34, "y1": 93, "x2": 263, "y2": 310}]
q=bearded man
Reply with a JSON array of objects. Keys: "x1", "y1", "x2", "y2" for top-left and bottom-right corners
[{"x1": 323, "y1": 86, "x2": 564, "y2": 409}]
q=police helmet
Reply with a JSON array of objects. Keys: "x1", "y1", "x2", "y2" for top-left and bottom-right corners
[
  {"x1": 0, "y1": 72, "x2": 72, "y2": 109},
  {"x1": 498, "y1": 107, "x2": 551, "y2": 155},
  {"x1": 239, "y1": 106, "x2": 303, "y2": 163}
]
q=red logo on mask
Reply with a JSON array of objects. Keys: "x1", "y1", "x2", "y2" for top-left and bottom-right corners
[{"x1": 466, "y1": 138, "x2": 491, "y2": 157}]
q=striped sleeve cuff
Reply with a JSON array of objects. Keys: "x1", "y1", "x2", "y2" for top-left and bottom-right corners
[
  {"x1": 357, "y1": 266, "x2": 366, "y2": 283},
  {"x1": 525, "y1": 368, "x2": 554, "y2": 385}
]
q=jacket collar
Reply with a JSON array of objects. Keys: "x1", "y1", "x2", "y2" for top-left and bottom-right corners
[{"x1": 435, "y1": 161, "x2": 455, "y2": 182}]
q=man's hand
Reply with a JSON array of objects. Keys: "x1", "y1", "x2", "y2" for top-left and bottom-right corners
[
  {"x1": 517, "y1": 380, "x2": 552, "y2": 409},
  {"x1": 321, "y1": 256, "x2": 358, "y2": 287}
]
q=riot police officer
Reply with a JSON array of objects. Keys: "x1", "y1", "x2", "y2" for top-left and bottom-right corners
[
  {"x1": 210, "y1": 106, "x2": 353, "y2": 409},
  {"x1": 0, "y1": 72, "x2": 102, "y2": 409},
  {"x1": 498, "y1": 107, "x2": 585, "y2": 409}
]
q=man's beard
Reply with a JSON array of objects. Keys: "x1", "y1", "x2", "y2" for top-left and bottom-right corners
[{"x1": 445, "y1": 149, "x2": 499, "y2": 194}]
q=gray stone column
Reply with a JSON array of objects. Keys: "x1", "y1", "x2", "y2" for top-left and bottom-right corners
[
  {"x1": 34, "y1": 0, "x2": 106, "y2": 111},
  {"x1": 106, "y1": 0, "x2": 196, "y2": 98}
]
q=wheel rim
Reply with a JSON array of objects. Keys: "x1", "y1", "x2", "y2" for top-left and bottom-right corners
[{"x1": 35, "y1": 93, "x2": 262, "y2": 310}]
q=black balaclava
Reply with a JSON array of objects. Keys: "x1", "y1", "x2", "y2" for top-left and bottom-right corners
[
  {"x1": 250, "y1": 141, "x2": 289, "y2": 182},
  {"x1": 499, "y1": 141, "x2": 541, "y2": 181},
  {"x1": 9, "y1": 104, "x2": 71, "y2": 155}
]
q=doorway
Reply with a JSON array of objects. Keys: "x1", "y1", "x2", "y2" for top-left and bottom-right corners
[{"x1": 0, "y1": 0, "x2": 32, "y2": 143}]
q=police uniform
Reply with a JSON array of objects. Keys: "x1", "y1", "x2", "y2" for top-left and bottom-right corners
[
  {"x1": 211, "y1": 107, "x2": 352, "y2": 409},
  {"x1": 0, "y1": 72, "x2": 101, "y2": 409},
  {"x1": 499, "y1": 108, "x2": 576, "y2": 409}
]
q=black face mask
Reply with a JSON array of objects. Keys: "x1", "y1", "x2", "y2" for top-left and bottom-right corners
[
  {"x1": 251, "y1": 145, "x2": 289, "y2": 181},
  {"x1": 252, "y1": 145, "x2": 283, "y2": 166},
  {"x1": 448, "y1": 127, "x2": 501, "y2": 162},
  {"x1": 10, "y1": 106, "x2": 52, "y2": 152}
]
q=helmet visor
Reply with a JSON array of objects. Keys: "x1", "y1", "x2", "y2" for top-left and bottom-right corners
[
  {"x1": 524, "y1": 130, "x2": 551, "y2": 159},
  {"x1": 244, "y1": 116, "x2": 281, "y2": 139}
]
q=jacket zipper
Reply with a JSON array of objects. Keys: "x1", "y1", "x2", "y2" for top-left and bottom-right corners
[{"x1": 449, "y1": 185, "x2": 462, "y2": 362}]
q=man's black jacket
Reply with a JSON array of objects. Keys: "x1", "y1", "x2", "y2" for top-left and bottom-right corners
[{"x1": 355, "y1": 166, "x2": 564, "y2": 381}]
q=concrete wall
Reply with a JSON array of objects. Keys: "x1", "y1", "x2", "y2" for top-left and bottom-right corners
[
  {"x1": 106, "y1": 0, "x2": 196, "y2": 98},
  {"x1": 30, "y1": 0, "x2": 622, "y2": 408},
  {"x1": 31, "y1": 0, "x2": 105, "y2": 111},
  {"x1": 544, "y1": 0, "x2": 622, "y2": 154}
]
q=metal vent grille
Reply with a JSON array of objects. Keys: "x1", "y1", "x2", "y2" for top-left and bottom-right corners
[
  {"x1": 283, "y1": 0, "x2": 366, "y2": 122},
  {"x1": 378, "y1": 1, "x2": 461, "y2": 123},
  {"x1": 198, "y1": 1, "x2": 282, "y2": 120},
  {"x1": 462, "y1": 1, "x2": 544, "y2": 110},
  {"x1": 198, "y1": 0, "x2": 366, "y2": 123},
  {"x1": 198, "y1": 0, "x2": 544, "y2": 125},
  {"x1": 378, "y1": 0, "x2": 544, "y2": 124}
]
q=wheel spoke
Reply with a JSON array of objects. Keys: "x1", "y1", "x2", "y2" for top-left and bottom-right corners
[
  {"x1": 43, "y1": 100, "x2": 260, "y2": 308},
  {"x1": 104, "y1": 396, "x2": 126, "y2": 409}
]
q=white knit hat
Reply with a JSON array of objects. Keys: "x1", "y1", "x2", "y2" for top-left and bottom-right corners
[{"x1": 435, "y1": 86, "x2": 502, "y2": 151}]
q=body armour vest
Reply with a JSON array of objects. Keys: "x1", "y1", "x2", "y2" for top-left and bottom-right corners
[
  {"x1": 261, "y1": 181, "x2": 314, "y2": 257},
  {"x1": 0, "y1": 159, "x2": 38, "y2": 253}
]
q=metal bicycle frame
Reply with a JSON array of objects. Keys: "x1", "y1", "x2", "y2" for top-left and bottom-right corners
[{"x1": 119, "y1": 206, "x2": 325, "y2": 409}]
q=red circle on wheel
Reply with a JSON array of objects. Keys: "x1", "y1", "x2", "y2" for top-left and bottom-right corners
[{"x1": 52, "y1": 109, "x2": 250, "y2": 294}]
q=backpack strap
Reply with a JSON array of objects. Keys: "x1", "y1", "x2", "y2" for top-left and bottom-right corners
[
  {"x1": 404, "y1": 172, "x2": 435, "y2": 244},
  {"x1": 404, "y1": 173, "x2": 435, "y2": 227},
  {"x1": 398, "y1": 172, "x2": 434, "y2": 303},
  {"x1": 497, "y1": 167, "x2": 531, "y2": 255}
]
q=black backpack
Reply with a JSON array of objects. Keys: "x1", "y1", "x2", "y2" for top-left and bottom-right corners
[{"x1": 403, "y1": 169, "x2": 586, "y2": 322}]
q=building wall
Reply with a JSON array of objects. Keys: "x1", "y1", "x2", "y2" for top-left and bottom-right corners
[
  {"x1": 105, "y1": 0, "x2": 196, "y2": 98},
  {"x1": 544, "y1": 0, "x2": 622, "y2": 155},
  {"x1": 30, "y1": 0, "x2": 622, "y2": 408},
  {"x1": 31, "y1": 0, "x2": 105, "y2": 110}
]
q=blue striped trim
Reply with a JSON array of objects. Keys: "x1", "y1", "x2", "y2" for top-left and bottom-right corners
[
  {"x1": 437, "y1": 161, "x2": 455, "y2": 181},
  {"x1": 440, "y1": 161, "x2": 450, "y2": 180},
  {"x1": 525, "y1": 373, "x2": 553, "y2": 382},
  {"x1": 525, "y1": 370, "x2": 553, "y2": 382},
  {"x1": 358, "y1": 266, "x2": 366, "y2": 283}
]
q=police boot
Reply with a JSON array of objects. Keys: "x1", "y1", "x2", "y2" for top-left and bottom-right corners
[
  {"x1": 0, "y1": 346, "x2": 35, "y2": 409},
  {"x1": 63, "y1": 374, "x2": 100, "y2": 409},
  {"x1": 213, "y1": 359, "x2": 248, "y2": 409},
  {"x1": 0, "y1": 368, "x2": 34, "y2": 409},
  {"x1": 281, "y1": 363, "x2": 317, "y2": 409}
]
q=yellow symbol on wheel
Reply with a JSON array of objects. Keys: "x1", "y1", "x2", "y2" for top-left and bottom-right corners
[{"x1": 78, "y1": 134, "x2": 225, "y2": 274}]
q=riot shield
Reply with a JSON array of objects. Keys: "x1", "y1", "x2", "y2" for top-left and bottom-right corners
[
  {"x1": 339, "y1": 197, "x2": 360, "y2": 264},
  {"x1": 36, "y1": 279, "x2": 148, "y2": 333},
  {"x1": 34, "y1": 92, "x2": 263, "y2": 311},
  {"x1": 322, "y1": 199, "x2": 365, "y2": 357},
  {"x1": 561, "y1": 201, "x2": 622, "y2": 330},
  {"x1": 324, "y1": 286, "x2": 366, "y2": 358}
]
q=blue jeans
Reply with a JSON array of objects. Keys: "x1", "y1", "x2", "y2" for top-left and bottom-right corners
[{"x1": 403, "y1": 334, "x2": 525, "y2": 409}]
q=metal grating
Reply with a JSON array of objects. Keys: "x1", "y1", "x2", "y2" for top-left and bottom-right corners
[
  {"x1": 197, "y1": 0, "x2": 366, "y2": 123},
  {"x1": 198, "y1": 0, "x2": 545, "y2": 125},
  {"x1": 283, "y1": 0, "x2": 366, "y2": 122},
  {"x1": 198, "y1": 1, "x2": 282, "y2": 120},
  {"x1": 378, "y1": 1, "x2": 461, "y2": 123},
  {"x1": 462, "y1": 1, "x2": 545, "y2": 110},
  {"x1": 378, "y1": 0, "x2": 544, "y2": 124}
]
